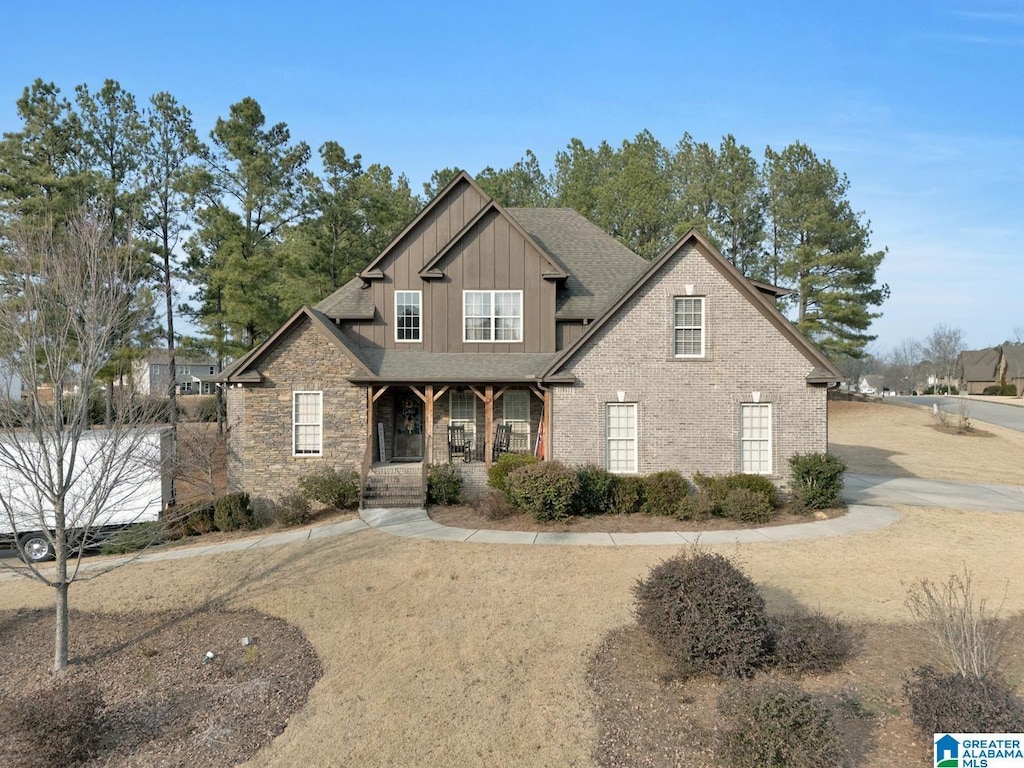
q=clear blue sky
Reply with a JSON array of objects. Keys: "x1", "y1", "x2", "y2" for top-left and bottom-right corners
[{"x1": 2, "y1": 1, "x2": 1021, "y2": 353}]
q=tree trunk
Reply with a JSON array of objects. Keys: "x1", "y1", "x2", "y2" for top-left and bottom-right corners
[
  {"x1": 53, "y1": 567, "x2": 70, "y2": 673},
  {"x1": 164, "y1": 229, "x2": 178, "y2": 434},
  {"x1": 105, "y1": 380, "x2": 113, "y2": 426}
]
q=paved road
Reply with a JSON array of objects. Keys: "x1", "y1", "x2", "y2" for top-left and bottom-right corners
[{"x1": 886, "y1": 395, "x2": 1024, "y2": 433}]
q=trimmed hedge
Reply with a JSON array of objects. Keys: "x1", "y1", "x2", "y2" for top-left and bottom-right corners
[
  {"x1": 610, "y1": 475, "x2": 645, "y2": 515},
  {"x1": 575, "y1": 464, "x2": 616, "y2": 515},
  {"x1": 214, "y1": 492, "x2": 254, "y2": 531},
  {"x1": 427, "y1": 463, "x2": 463, "y2": 505},
  {"x1": 770, "y1": 609, "x2": 855, "y2": 674},
  {"x1": 640, "y1": 470, "x2": 688, "y2": 516},
  {"x1": 788, "y1": 453, "x2": 846, "y2": 512},
  {"x1": 299, "y1": 465, "x2": 359, "y2": 509},
  {"x1": 488, "y1": 453, "x2": 538, "y2": 501},
  {"x1": 505, "y1": 461, "x2": 580, "y2": 522}
]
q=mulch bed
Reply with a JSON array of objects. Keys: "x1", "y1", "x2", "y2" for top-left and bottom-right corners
[{"x1": 0, "y1": 607, "x2": 322, "y2": 767}]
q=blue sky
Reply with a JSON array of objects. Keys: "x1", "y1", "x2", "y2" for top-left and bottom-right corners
[{"x1": 2, "y1": 1, "x2": 1021, "y2": 353}]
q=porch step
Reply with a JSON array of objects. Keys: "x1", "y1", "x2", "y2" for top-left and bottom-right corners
[{"x1": 363, "y1": 464, "x2": 426, "y2": 508}]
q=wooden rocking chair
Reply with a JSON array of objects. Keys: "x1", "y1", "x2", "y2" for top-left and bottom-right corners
[
  {"x1": 448, "y1": 424, "x2": 473, "y2": 463},
  {"x1": 492, "y1": 423, "x2": 512, "y2": 462}
]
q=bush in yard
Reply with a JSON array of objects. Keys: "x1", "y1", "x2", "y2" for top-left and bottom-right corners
[
  {"x1": 904, "y1": 665, "x2": 1024, "y2": 735},
  {"x1": 720, "y1": 487, "x2": 774, "y2": 523},
  {"x1": 716, "y1": 677, "x2": 848, "y2": 768},
  {"x1": 487, "y1": 452, "x2": 538, "y2": 501},
  {"x1": 478, "y1": 490, "x2": 518, "y2": 520},
  {"x1": 4, "y1": 679, "x2": 105, "y2": 767},
  {"x1": 505, "y1": 461, "x2": 580, "y2": 522},
  {"x1": 213, "y1": 492, "x2": 254, "y2": 531},
  {"x1": 299, "y1": 464, "x2": 359, "y2": 509},
  {"x1": 171, "y1": 499, "x2": 216, "y2": 536},
  {"x1": 770, "y1": 609, "x2": 855, "y2": 674},
  {"x1": 270, "y1": 493, "x2": 311, "y2": 526},
  {"x1": 99, "y1": 520, "x2": 166, "y2": 555},
  {"x1": 640, "y1": 470, "x2": 689, "y2": 516},
  {"x1": 633, "y1": 548, "x2": 773, "y2": 678},
  {"x1": 610, "y1": 475, "x2": 645, "y2": 515},
  {"x1": 788, "y1": 453, "x2": 846, "y2": 512},
  {"x1": 427, "y1": 462, "x2": 463, "y2": 505},
  {"x1": 575, "y1": 464, "x2": 616, "y2": 515},
  {"x1": 675, "y1": 492, "x2": 717, "y2": 521},
  {"x1": 692, "y1": 472, "x2": 779, "y2": 515}
]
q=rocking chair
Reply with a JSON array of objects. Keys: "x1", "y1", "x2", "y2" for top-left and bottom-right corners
[
  {"x1": 492, "y1": 423, "x2": 512, "y2": 462},
  {"x1": 448, "y1": 424, "x2": 473, "y2": 463}
]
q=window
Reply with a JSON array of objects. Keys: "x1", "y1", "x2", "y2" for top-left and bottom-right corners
[
  {"x1": 395, "y1": 290, "x2": 422, "y2": 342},
  {"x1": 503, "y1": 390, "x2": 531, "y2": 452},
  {"x1": 449, "y1": 390, "x2": 477, "y2": 439},
  {"x1": 606, "y1": 403, "x2": 637, "y2": 474},
  {"x1": 464, "y1": 290, "x2": 522, "y2": 342},
  {"x1": 673, "y1": 297, "x2": 705, "y2": 357},
  {"x1": 181, "y1": 381, "x2": 192, "y2": 393},
  {"x1": 740, "y1": 403, "x2": 772, "y2": 474},
  {"x1": 293, "y1": 391, "x2": 323, "y2": 456},
  {"x1": 209, "y1": 366, "x2": 216, "y2": 375}
]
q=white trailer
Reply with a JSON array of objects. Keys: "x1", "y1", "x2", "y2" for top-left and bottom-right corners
[{"x1": 0, "y1": 428, "x2": 174, "y2": 563}]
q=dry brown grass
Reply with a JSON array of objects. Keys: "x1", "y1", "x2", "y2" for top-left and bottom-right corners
[{"x1": 0, "y1": 400, "x2": 1021, "y2": 766}]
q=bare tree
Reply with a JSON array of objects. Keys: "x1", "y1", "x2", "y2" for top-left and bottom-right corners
[
  {"x1": 924, "y1": 324, "x2": 966, "y2": 394},
  {"x1": 0, "y1": 209, "x2": 167, "y2": 673},
  {"x1": 885, "y1": 338, "x2": 923, "y2": 394}
]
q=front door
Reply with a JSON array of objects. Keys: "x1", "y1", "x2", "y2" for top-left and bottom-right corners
[{"x1": 393, "y1": 393, "x2": 423, "y2": 460}]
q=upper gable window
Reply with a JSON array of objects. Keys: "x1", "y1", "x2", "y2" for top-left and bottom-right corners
[
  {"x1": 464, "y1": 290, "x2": 522, "y2": 343},
  {"x1": 395, "y1": 290, "x2": 422, "y2": 342},
  {"x1": 673, "y1": 297, "x2": 705, "y2": 357}
]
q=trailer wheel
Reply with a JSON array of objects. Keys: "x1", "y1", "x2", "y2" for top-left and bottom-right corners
[{"x1": 19, "y1": 534, "x2": 55, "y2": 564}]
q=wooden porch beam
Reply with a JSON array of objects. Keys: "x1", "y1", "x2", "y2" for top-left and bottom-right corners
[
  {"x1": 425, "y1": 385, "x2": 434, "y2": 465},
  {"x1": 372, "y1": 384, "x2": 390, "y2": 403},
  {"x1": 484, "y1": 385, "x2": 494, "y2": 467},
  {"x1": 432, "y1": 385, "x2": 449, "y2": 402},
  {"x1": 408, "y1": 385, "x2": 427, "y2": 403}
]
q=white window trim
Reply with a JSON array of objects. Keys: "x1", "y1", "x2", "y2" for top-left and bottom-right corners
[
  {"x1": 293, "y1": 391, "x2": 323, "y2": 457},
  {"x1": 740, "y1": 402, "x2": 772, "y2": 475},
  {"x1": 449, "y1": 390, "x2": 477, "y2": 439},
  {"x1": 502, "y1": 390, "x2": 531, "y2": 452},
  {"x1": 463, "y1": 290, "x2": 523, "y2": 343},
  {"x1": 395, "y1": 290, "x2": 422, "y2": 343},
  {"x1": 606, "y1": 402, "x2": 639, "y2": 475},
  {"x1": 673, "y1": 296, "x2": 705, "y2": 358}
]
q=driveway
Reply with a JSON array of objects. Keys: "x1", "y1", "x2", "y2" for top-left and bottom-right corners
[{"x1": 845, "y1": 473, "x2": 1024, "y2": 513}]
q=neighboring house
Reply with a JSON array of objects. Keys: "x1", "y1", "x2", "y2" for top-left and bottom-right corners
[
  {"x1": 134, "y1": 353, "x2": 220, "y2": 396},
  {"x1": 1000, "y1": 343, "x2": 1024, "y2": 395},
  {"x1": 957, "y1": 348, "x2": 1002, "y2": 394},
  {"x1": 221, "y1": 172, "x2": 842, "y2": 506},
  {"x1": 857, "y1": 375, "x2": 885, "y2": 395}
]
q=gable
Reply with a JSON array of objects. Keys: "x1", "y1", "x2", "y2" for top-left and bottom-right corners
[{"x1": 546, "y1": 231, "x2": 842, "y2": 384}]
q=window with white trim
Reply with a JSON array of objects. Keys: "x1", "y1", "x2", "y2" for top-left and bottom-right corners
[
  {"x1": 463, "y1": 290, "x2": 522, "y2": 342},
  {"x1": 673, "y1": 297, "x2": 705, "y2": 357},
  {"x1": 606, "y1": 403, "x2": 638, "y2": 474},
  {"x1": 449, "y1": 390, "x2": 477, "y2": 440},
  {"x1": 740, "y1": 403, "x2": 772, "y2": 474},
  {"x1": 503, "y1": 390, "x2": 531, "y2": 452},
  {"x1": 395, "y1": 290, "x2": 422, "y2": 342},
  {"x1": 293, "y1": 391, "x2": 323, "y2": 456}
]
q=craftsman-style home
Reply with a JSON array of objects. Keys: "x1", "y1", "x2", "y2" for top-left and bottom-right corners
[{"x1": 222, "y1": 172, "x2": 842, "y2": 507}]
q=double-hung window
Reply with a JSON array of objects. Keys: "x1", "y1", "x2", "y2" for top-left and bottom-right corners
[
  {"x1": 606, "y1": 403, "x2": 638, "y2": 474},
  {"x1": 503, "y1": 390, "x2": 531, "y2": 452},
  {"x1": 673, "y1": 297, "x2": 705, "y2": 357},
  {"x1": 395, "y1": 290, "x2": 422, "y2": 342},
  {"x1": 293, "y1": 391, "x2": 323, "y2": 456},
  {"x1": 449, "y1": 390, "x2": 477, "y2": 440},
  {"x1": 740, "y1": 403, "x2": 771, "y2": 474},
  {"x1": 464, "y1": 290, "x2": 522, "y2": 342}
]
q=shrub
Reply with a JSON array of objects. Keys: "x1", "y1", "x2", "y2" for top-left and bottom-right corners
[
  {"x1": 720, "y1": 487, "x2": 774, "y2": 523},
  {"x1": 299, "y1": 465, "x2": 359, "y2": 509},
  {"x1": 192, "y1": 395, "x2": 219, "y2": 422},
  {"x1": 213, "y1": 492, "x2": 254, "y2": 532},
  {"x1": 633, "y1": 548, "x2": 773, "y2": 678},
  {"x1": 4, "y1": 679, "x2": 105, "y2": 767},
  {"x1": 487, "y1": 453, "x2": 538, "y2": 501},
  {"x1": 610, "y1": 475, "x2": 645, "y2": 515},
  {"x1": 99, "y1": 521, "x2": 166, "y2": 555},
  {"x1": 1002, "y1": 383, "x2": 1018, "y2": 397},
  {"x1": 905, "y1": 566, "x2": 1009, "y2": 677},
  {"x1": 640, "y1": 470, "x2": 689, "y2": 516},
  {"x1": 716, "y1": 677, "x2": 848, "y2": 768},
  {"x1": 478, "y1": 490, "x2": 518, "y2": 520},
  {"x1": 427, "y1": 463, "x2": 463, "y2": 505},
  {"x1": 983, "y1": 384, "x2": 1001, "y2": 395},
  {"x1": 270, "y1": 493, "x2": 311, "y2": 526},
  {"x1": 675, "y1": 493, "x2": 716, "y2": 521},
  {"x1": 505, "y1": 461, "x2": 580, "y2": 522},
  {"x1": 770, "y1": 610, "x2": 855, "y2": 674},
  {"x1": 722, "y1": 473, "x2": 779, "y2": 508},
  {"x1": 170, "y1": 499, "x2": 215, "y2": 536},
  {"x1": 575, "y1": 464, "x2": 616, "y2": 515},
  {"x1": 904, "y1": 665, "x2": 1024, "y2": 735},
  {"x1": 788, "y1": 453, "x2": 846, "y2": 512}
]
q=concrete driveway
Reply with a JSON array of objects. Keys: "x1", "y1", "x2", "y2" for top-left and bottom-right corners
[{"x1": 845, "y1": 472, "x2": 1024, "y2": 513}]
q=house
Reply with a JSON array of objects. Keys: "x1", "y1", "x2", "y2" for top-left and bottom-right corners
[
  {"x1": 1000, "y1": 343, "x2": 1024, "y2": 395},
  {"x1": 957, "y1": 347, "x2": 1002, "y2": 394},
  {"x1": 133, "y1": 353, "x2": 220, "y2": 397},
  {"x1": 221, "y1": 172, "x2": 842, "y2": 507},
  {"x1": 857, "y1": 375, "x2": 885, "y2": 395}
]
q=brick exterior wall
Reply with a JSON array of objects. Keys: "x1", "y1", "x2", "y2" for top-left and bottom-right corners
[
  {"x1": 550, "y1": 244, "x2": 828, "y2": 486},
  {"x1": 226, "y1": 317, "x2": 367, "y2": 507}
]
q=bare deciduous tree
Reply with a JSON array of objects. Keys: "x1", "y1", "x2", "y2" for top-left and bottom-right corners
[
  {"x1": 924, "y1": 324, "x2": 966, "y2": 393},
  {"x1": 884, "y1": 338, "x2": 923, "y2": 394},
  {"x1": 0, "y1": 209, "x2": 167, "y2": 673}
]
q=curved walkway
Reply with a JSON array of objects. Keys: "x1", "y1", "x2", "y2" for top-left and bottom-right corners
[{"x1": 5, "y1": 476, "x2": 1024, "y2": 580}]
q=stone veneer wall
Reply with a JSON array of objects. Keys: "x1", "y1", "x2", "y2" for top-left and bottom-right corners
[
  {"x1": 226, "y1": 317, "x2": 367, "y2": 506},
  {"x1": 550, "y1": 244, "x2": 828, "y2": 485}
]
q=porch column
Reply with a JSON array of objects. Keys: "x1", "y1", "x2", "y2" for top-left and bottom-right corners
[
  {"x1": 424, "y1": 385, "x2": 434, "y2": 464},
  {"x1": 484, "y1": 385, "x2": 494, "y2": 467}
]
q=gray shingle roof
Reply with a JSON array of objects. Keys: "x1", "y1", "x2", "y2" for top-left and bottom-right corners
[
  {"x1": 313, "y1": 277, "x2": 375, "y2": 320},
  {"x1": 506, "y1": 208, "x2": 649, "y2": 319},
  {"x1": 1002, "y1": 344, "x2": 1024, "y2": 376},
  {"x1": 959, "y1": 348, "x2": 1000, "y2": 381},
  {"x1": 349, "y1": 350, "x2": 557, "y2": 382}
]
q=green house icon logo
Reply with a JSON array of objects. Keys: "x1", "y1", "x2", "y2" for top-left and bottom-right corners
[{"x1": 935, "y1": 734, "x2": 959, "y2": 767}]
